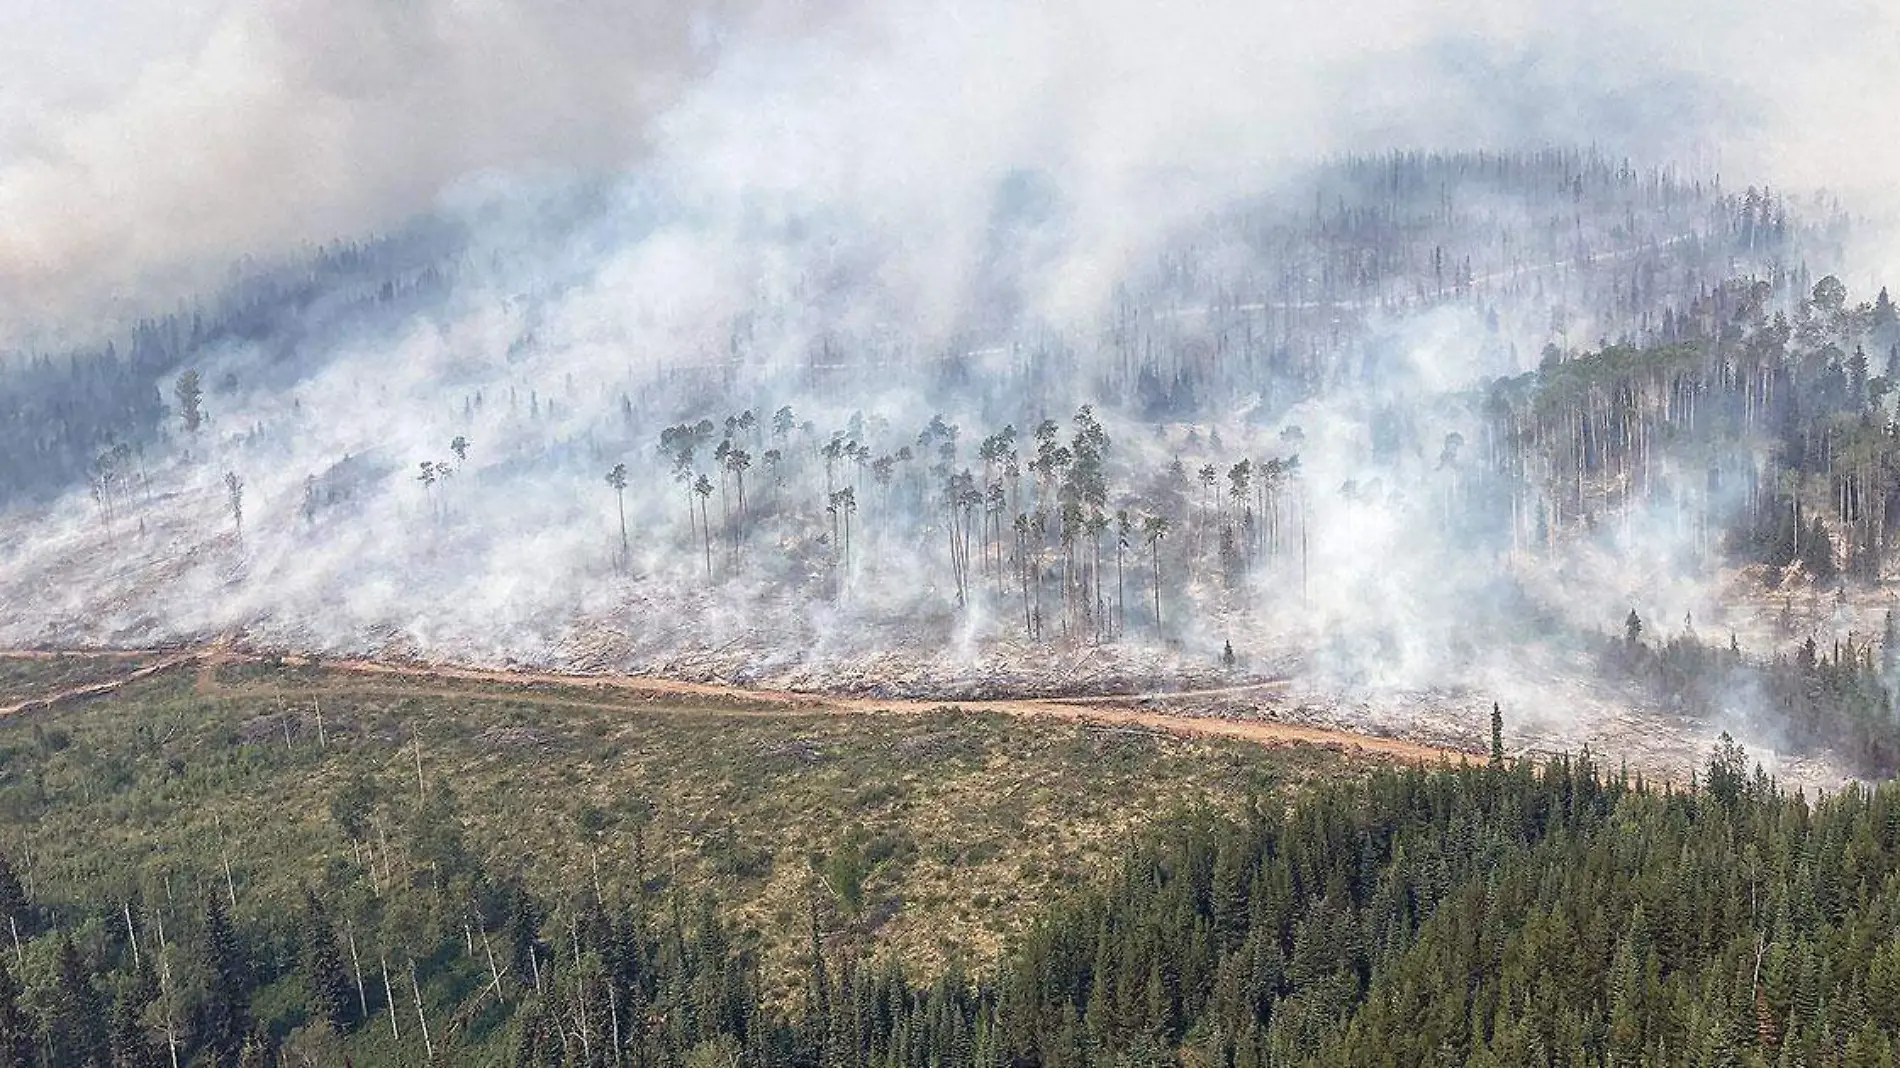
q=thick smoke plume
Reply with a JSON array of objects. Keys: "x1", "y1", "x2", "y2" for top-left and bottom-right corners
[
  {"x1": 6, "y1": 0, "x2": 1900, "y2": 336},
  {"x1": 3, "y1": 0, "x2": 1898, "y2": 791}
]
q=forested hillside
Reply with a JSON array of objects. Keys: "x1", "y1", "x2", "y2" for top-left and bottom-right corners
[
  {"x1": 0, "y1": 654, "x2": 1348, "y2": 1067},
  {"x1": 8, "y1": 697, "x2": 1899, "y2": 1067},
  {"x1": 0, "y1": 226, "x2": 455, "y2": 508}
]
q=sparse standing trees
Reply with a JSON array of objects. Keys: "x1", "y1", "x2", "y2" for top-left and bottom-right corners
[
  {"x1": 417, "y1": 462, "x2": 438, "y2": 523},
  {"x1": 89, "y1": 443, "x2": 134, "y2": 538},
  {"x1": 1087, "y1": 510, "x2": 1109, "y2": 641},
  {"x1": 1058, "y1": 501, "x2": 1083, "y2": 637}
]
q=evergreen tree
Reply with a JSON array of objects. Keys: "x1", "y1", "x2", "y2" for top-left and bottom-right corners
[
  {"x1": 301, "y1": 890, "x2": 357, "y2": 1032},
  {"x1": 0, "y1": 854, "x2": 27, "y2": 938},
  {"x1": 200, "y1": 890, "x2": 250, "y2": 1060},
  {"x1": 174, "y1": 369, "x2": 203, "y2": 435},
  {"x1": 49, "y1": 935, "x2": 107, "y2": 1066},
  {"x1": 0, "y1": 956, "x2": 33, "y2": 1068},
  {"x1": 107, "y1": 990, "x2": 158, "y2": 1068}
]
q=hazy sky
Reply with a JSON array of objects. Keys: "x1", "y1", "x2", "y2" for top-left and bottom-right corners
[{"x1": 1, "y1": 0, "x2": 1895, "y2": 336}]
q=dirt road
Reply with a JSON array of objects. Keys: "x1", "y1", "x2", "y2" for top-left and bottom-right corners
[
  {"x1": 0, "y1": 652, "x2": 196, "y2": 717},
  {"x1": 313, "y1": 657, "x2": 1459, "y2": 761},
  {"x1": 0, "y1": 646, "x2": 1472, "y2": 765}
]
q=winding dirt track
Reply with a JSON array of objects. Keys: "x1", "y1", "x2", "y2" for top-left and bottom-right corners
[
  {"x1": 0, "y1": 652, "x2": 197, "y2": 717},
  {"x1": 0, "y1": 647, "x2": 1470, "y2": 765}
]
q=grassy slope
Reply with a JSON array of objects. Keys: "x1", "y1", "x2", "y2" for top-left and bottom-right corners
[{"x1": 0, "y1": 656, "x2": 1365, "y2": 1009}]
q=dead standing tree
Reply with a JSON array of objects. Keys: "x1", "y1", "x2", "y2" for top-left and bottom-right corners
[{"x1": 223, "y1": 472, "x2": 244, "y2": 538}]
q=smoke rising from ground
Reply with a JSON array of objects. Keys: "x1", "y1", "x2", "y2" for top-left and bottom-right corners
[
  {"x1": 1, "y1": 0, "x2": 1896, "y2": 790},
  {"x1": 4, "y1": 0, "x2": 1898, "y2": 338}
]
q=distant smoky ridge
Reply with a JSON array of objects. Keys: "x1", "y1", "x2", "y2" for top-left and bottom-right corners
[{"x1": 0, "y1": 148, "x2": 1888, "y2": 784}]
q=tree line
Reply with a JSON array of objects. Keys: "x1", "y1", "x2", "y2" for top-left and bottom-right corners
[{"x1": 7, "y1": 736, "x2": 1900, "y2": 1065}]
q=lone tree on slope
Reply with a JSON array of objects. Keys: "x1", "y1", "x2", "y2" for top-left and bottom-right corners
[
  {"x1": 606, "y1": 463, "x2": 630, "y2": 568},
  {"x1": 176, "y1": 370, "x2": 204, "y2": 435},
  {"x1": 224, "y1": 472, "x2": 245, "y2": 537}
]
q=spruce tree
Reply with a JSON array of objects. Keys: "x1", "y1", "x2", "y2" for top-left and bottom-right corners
[
  {"x1": 51, "y1": 935, "x2": 106, "y2": 1066},
  {"x1": 0, "y1": 955, "x2": 33, "y2": 1068},
  {"x1": 107, "y1": 990, "x2": 158, "y2": 1068},
  {"x1": 301, "y1": 890, "x2": 356, "y2": 1032},
  {"x1": 0, "y1": 854, "x2": 27, "y2": 938},
  {"x1": 200, "y1": 890, "x2": 250, "y2": 1060}
]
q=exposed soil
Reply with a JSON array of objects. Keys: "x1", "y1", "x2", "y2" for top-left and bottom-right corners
[{"x1": 0, "y1": 645, "x2": 1468, "y2": 765}]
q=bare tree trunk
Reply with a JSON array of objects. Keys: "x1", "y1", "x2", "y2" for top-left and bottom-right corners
[
  {"x1": 382, "y1": 957, "x2": 401, "y2": 1041},
  {"x1": 413, "y1": 724, "x2": 426, "y2": 807},
  {"x1": 1151, "y1": 543, "x2": 1162, "y2": 632},
  {"x1": 347, "y1": 924, "x2": 369, "y2": 1022},
  {"x1": 481, "y1": 925, "x2": 506, "y2": 1003},
  {"x1": 410, "y1": 960, "x2": 434, "y2": 1060},
  {"x1": 1019, "y1": 527, "x2": 1032, "y2": 637},
  {"x1": 572, "y1": 923, "x2": 591, "y2": 1063},
  {"x1": 616, "y1": 489, "x2": 629, "y2": 568},
  {"x1": 700, "y1": 498, "x2": 712, "y2": 580},
  {"x1": 155, "y1": 926, "x2": 181, "y2": 1068},
  {"x1": 1116, "y1": 544, "x2": 1125, "y2": 638},
  {"x1": 123, "y1": 902, "x2": 140, "y2": 968},
  {"x1": 609, "y1": 983, "x2": 622, "y2": 1061}
]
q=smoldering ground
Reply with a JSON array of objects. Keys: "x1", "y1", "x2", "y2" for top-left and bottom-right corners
[
  {"x1": 8, "y1": 0, "x2": 1900, "y2": 335},
  {"x1": 1, "y1": 0, "x2": 1896, "y2": 786}
]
